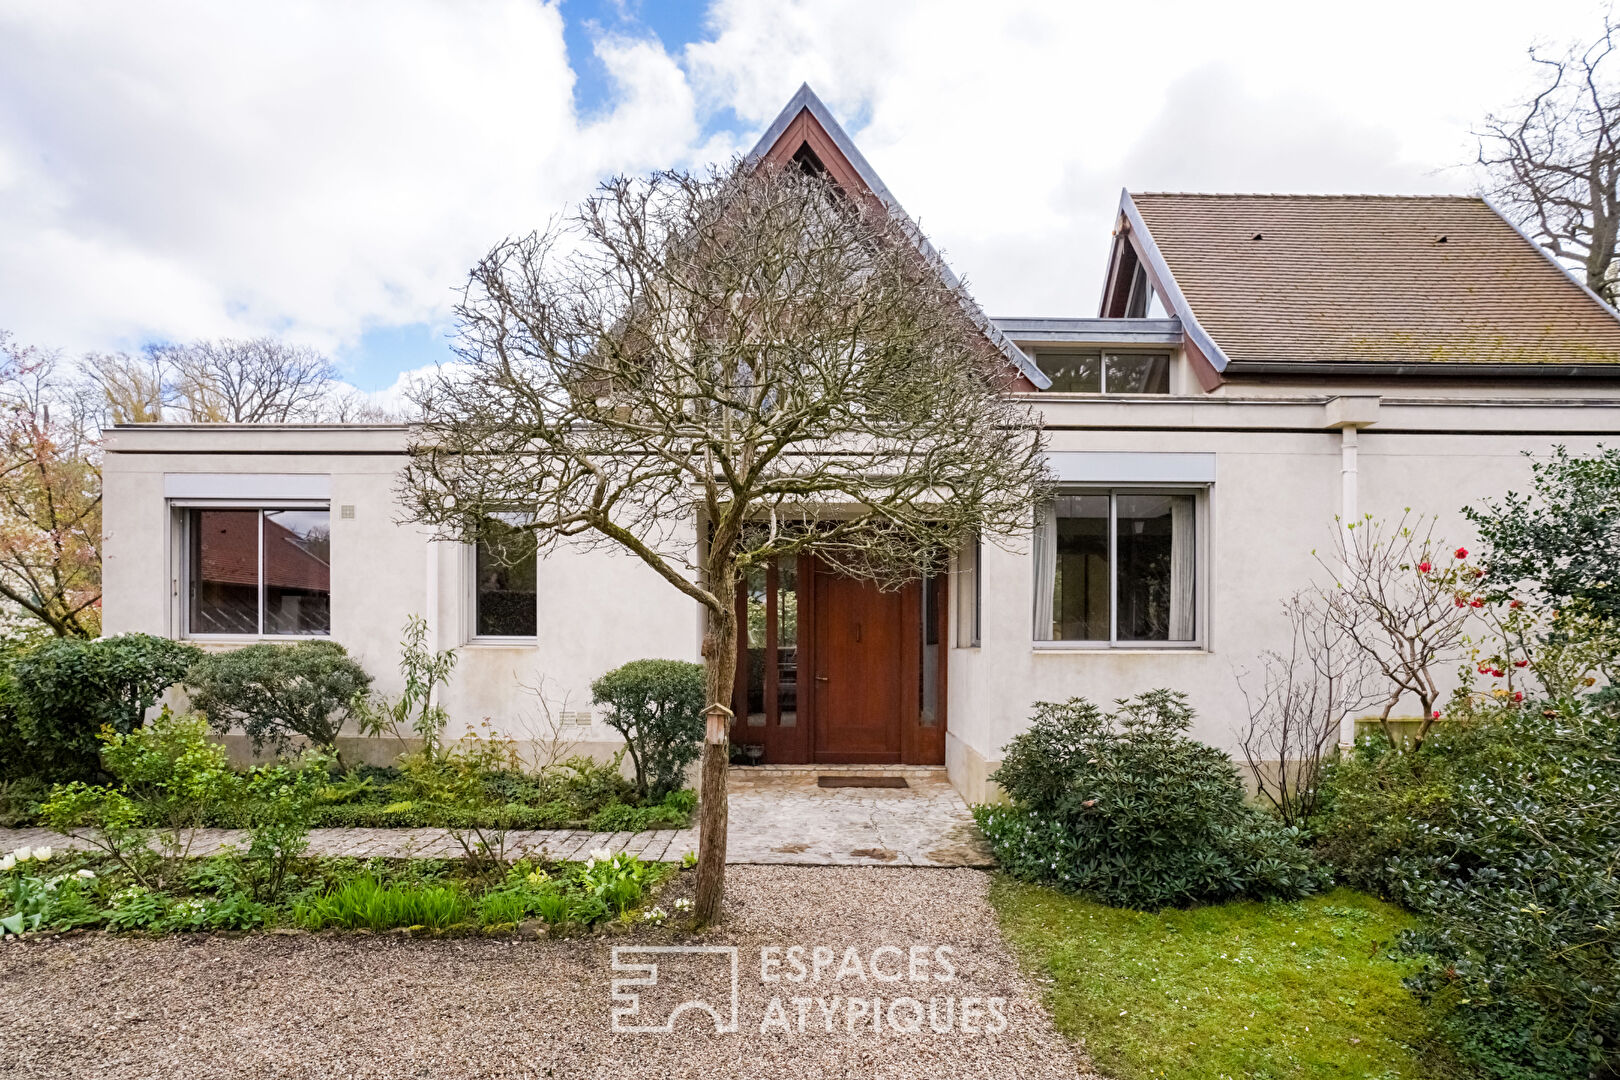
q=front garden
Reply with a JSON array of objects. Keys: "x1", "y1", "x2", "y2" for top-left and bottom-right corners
[
  {"x1": 978, "y1": 447, "x2": 1620, "y2": 1080},
  {"x1": 0, "y1": 619, "x2": 709, "y2": 939}
]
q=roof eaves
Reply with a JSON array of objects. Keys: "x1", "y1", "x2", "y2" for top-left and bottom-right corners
[
  {"x1": 1483, "y1": 196, "x2": 1620, "y2": 324},
  {"x1": 1119, "y1": 190, "x2": 1233, "y2": 373},
  {"x1": 747, "y1": 84, "x2": 1051, "y2": 389}
]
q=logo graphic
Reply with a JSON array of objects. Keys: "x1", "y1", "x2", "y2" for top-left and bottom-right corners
[{"x1": 610, "y1": 946, "x2": 740, "y2": 1033}]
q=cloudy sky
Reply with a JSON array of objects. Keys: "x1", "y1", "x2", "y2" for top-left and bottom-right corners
[{"x1": 0, "y1": 0, "x2": 1609, "y2": 393}]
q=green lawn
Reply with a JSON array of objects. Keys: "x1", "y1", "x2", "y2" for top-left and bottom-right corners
[{"x1": 991, "y1": 879, "x2": 1464, "y2": 1080}]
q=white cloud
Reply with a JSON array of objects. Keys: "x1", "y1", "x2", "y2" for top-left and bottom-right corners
[
  {"x1": 0, "y1": 0, "x2": 694, "y2": 356},
  {"x1": 0, "y1": 0, "x2": 1608, "y2": 363}
]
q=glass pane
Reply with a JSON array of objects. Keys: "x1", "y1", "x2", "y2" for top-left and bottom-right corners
[
  {"x1": 744, "y1": 564, "x2": 767, "y2": 726},
  {"x1": 263, "y1": 510, "x2": 331, "y2": 635},
  {"x1": 1053, "y1": 495, "x2": 1109, "y2": 640},
  {"x1": 188, "y1": 509, "x2": 260, "y2": 634},
  {"x1": 475, "y1": 520, "x2": 538, "y2": 637},
  {"x1": 921, "y1": 573, "x2": 940, "y2": 726},
  {"x1": 776, "y1": 558, "x2": 797, "y2": 728},
  {"x1": 1117, "y1": 493, "x2": 1196, "y2": 641},
  {"x1": 1041, "y1": 352, "x2": 1102, "y2": 393},
  {"x1": 1104, "y1": 353, "x2": 1171, "y2": 394}
]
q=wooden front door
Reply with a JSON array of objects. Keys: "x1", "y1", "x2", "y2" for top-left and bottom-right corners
[{"x1": 812, "y1": 566, "x2": 909, "y2": 763}]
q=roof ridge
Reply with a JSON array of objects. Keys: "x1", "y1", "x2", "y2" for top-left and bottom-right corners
[{"x1": 1130, "y1": 191, "x2": 1483, "y2": 201}]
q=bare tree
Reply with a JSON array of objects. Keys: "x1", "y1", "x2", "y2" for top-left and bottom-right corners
[
  {"x1": 81, "y1": 349, "x2": 169, "y2": 424},
  {"x1": 156, "y1": 338, "x2": 339, "y2": 422},
  {"x1": 400, "y1": 161, "x2": 1051, "y2": 923},
  {"x1": 1478, "y1": 20, "x2": 1620, "y2": 304},
  {"x1": 1316, "y1": 514, "x2": 1479, "y2": 750},
  {"x1": 0, "y1": 332, "x2": 102, "y2": 637},
  {"x1": 1236, "y1": 592, "x2": 1379, "y2": 825}
]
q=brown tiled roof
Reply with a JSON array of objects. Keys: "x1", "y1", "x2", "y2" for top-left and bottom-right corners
[{"x1": 1130, "y1": 193, "x2": 1620, "y2": 367}]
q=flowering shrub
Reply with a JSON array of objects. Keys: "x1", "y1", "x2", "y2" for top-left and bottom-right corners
[{"x1": 976, "y1": 691, "x2": 1327, "y2": 908}]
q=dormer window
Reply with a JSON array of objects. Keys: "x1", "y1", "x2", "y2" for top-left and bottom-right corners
[{"x1": 1040, "y1": 351, "x2": 1170, "y2": 394}]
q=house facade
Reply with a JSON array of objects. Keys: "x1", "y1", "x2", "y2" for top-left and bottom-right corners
[{"x1": 100, "y1": 87, "x2": 1620, "y2": 801}]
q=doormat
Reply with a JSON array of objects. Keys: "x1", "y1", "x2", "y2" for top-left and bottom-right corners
[{"x1": 818, "y1": 775, "x2": 909, "y2": 789}]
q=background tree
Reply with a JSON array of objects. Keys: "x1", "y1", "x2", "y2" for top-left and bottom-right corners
[
  {"x1": 0, "y1": 332, "x2": 102, "y2": 637},
  {"x1": 1477, "y1": 20, "x2": 1620, "y2": 304},
  {"x1": 401, "y1": 161, "x2": 1050, "y2": 923}
]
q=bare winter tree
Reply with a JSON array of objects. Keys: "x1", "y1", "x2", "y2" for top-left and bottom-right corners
[
  {"x1": 1235, "y1": 592, "x2": 1378, "y2": 825},
  {"x1": 400, "y1": 161, "x2": 1051, "y2": 923},
  {"x1": 1316, "y1": 513, "x2": 1479, "y2": 750},
  {"x1": 157, "y1": 338, "x2": 339, "y2": 422},
  {"x1": 1478, "y1": 20, "x2": 1620, "y2": 304}
]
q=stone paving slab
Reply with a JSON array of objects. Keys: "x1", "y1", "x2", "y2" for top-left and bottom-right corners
[{"x1": 0, "y1": 766, "x2": 991, "y2": 868}]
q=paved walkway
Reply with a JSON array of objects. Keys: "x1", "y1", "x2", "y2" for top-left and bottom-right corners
[{"x1": 0, "y1": 766, "x2": 993, "y2": 868}]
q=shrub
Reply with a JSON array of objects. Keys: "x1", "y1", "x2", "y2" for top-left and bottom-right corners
[
  {"x1": 977, "y1": 691, "x2": 1327, "y2": 908},
  {"x1": 5, "y1": 633, "x2": 202, "y2": 780},
  {"x1": 1313, "y1": 696, "x2": 1620, "y2": 1080},
  {"x1": 186, "y1": 640, "x2": 372, "y2": 760},
  {"x1": 590, "y1": 659, "x2": 705, "y2": 799}
]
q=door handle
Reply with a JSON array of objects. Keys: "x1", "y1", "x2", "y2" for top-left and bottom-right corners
[{"x1": 815, "y1": 675, "x2": 829, "y2": 681}]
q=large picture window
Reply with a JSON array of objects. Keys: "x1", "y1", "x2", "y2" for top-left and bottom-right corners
[
  {"x1": 473, "y1": 519, "x2": 538, "y2": 638},
  {"x1": 186, "y1": 508, "x2": 331, "y2": 636},
  {"x1": 1033, "y1": 491, "x2": 1197, "y2": 645},
  {"x1": 1039, "y1": 351, "x2": 1171, "y2": 394}
]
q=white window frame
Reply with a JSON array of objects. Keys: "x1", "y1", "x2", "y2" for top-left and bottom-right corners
[
  {"x1": 1033, "y1": 486, "x2": 1207, "y2": 651},
  {"x1": 464, "y1": 535, "x2": 539, "y2": 646},
  {"x1": 174, "y1": 500, "x2": 332, "y2": 641}
]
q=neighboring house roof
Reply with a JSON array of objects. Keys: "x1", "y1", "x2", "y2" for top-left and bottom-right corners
[
  {"x1": 747, "y1": 84, "x2": 1051, "y2": 389},
  {"x1": 196, "y1": 509, "x2": 330, "y2": 593},
  {"x1": 1117, "y1": 191, "x2": 1620, "y2": 375}
]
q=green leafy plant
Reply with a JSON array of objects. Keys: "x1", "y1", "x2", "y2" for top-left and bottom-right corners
[
  {"x1": 185, "y1": 640, "x2": 372, "y2": 761},
  {"x1": 1314, "y1": 694, "x2": 1620, "y2": 1080},
  {"x1": 293, "y1": 875, "x2": 472, "y2": 930},
  {"x1": 977, "y1": 691, "x2": 1328, "y2": 908},
  {"x1": 235, "y1": 761, "x2": 325, "y2": 901},
  {"x1": 576, "y1": 847, "x2": 659, "y2": 916},
  {"x1": 5, "y1": 633, "x2": 201, "y2": 780},
  {"x1": 590, "y1": 659, "x2": 705, "y2": 800},
  {"x1": 354, "y1": 614, "x2": 458, "y2": 759}
]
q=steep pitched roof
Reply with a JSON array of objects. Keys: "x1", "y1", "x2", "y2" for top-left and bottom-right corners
[
  {"x1": 747, "y1": 85, "x2": 1050, "y2": 389},
  {"x1": 1119, "y1": 192, "x2": 1620, "y2": 372}
]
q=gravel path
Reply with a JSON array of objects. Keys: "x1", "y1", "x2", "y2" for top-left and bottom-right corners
[{"x1": 0, "y1": 867, "x2": 1098, "y2": 1080}]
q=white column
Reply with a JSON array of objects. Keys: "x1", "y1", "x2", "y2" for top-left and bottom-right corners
[
  {"x1": 423, "y1": 538, "x2": 441, "y2": 652},
  {"x1": 1338, "y1": 426, "x2": 1359, "y2": 748}
]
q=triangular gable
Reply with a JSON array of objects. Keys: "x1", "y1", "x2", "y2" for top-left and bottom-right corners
[
  {"x1": 1099, "y1": 189, "x2": 1228, "y2": 391},
  {"x1": 747, "y1": 85, "x2": 1050, "y2": 390}
]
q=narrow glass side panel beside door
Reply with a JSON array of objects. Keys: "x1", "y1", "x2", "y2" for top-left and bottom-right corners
[{"x1": 776, "y1": 558, "x2": 797, "y2": 728}]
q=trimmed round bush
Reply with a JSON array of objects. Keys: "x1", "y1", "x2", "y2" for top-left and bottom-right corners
[
  {"x1": 185, "y1": 640, "x2": 371, "y2": 760},
  {"x1": 590, "y1": 658, "x2": 704, "y2": 799},
  {"x1": 976, "y1": 690, "x2": 1326, "y2": 908}
]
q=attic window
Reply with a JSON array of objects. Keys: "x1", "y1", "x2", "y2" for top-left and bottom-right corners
[
  {"x1": 1436, "y1": 235, "x2": 1448, "y2": 244},
  {"x1": 1251, "y1": 232, "x2": 1264, "y2": 241},
  {"x1": 790, "y1": 142, "x2": 827, "y2": 178}
]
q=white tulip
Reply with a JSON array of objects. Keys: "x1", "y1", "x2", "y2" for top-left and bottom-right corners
[
  {"x1": 75, "y1": 869, "x2": 96, "y2": 880},
  {"x1": 589, "y1": 847, "x2": 613, "y2": 863},
  {"x1": 0, "y1": 855, "x2": 13, "y2": 873},
  {"x1": 13, "y1": 847, "x2": 31, "y2": 863},
  {"x1": 33, "y1": 847, "x2": 51, "y2": 863}
]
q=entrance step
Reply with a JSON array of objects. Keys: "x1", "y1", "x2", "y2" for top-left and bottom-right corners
[{"x1": 727, "y1": 763, "x2": 950, "y2": 791}]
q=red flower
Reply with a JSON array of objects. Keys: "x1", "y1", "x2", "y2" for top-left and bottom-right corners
[
  {"x1": 1478, "y1": 664, "x2": 1491, "y2": 674},
  {"x1": 1509, "y1": 600, "x2": 1524, "y2": 610},
  {"x1": 1418, "y1": 561, "x2": 1432, "y2": 573},
  {"x1": 1491, "y1": 669, "x2": 1505, "y2": 678},
  {"x1": 1514, "y1": 692, "x2": 1525, "y2": 702},
  {"x1": 1515, "y1": 660, "x2": 1528, "y2": 668},
  {"x1": 1454, "y1": 547, "x2": 1468, "y2": 559},
  {"x1": 1432, "y1": 710, "x2": 1442, "y2": 719},
  {"x1": 1469, "y1": 598, "x2": 1485, "y2": 608},
  {"x1": 1454, "y1": 597, "x2": 1467, "y2": 608}
]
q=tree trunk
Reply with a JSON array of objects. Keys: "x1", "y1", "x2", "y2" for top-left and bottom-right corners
[{"x1": 693, "y1": 566, "x2": 737, "y2": 926}]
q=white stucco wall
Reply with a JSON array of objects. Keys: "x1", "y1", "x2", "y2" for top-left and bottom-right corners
[
  {"x1": 101, "y1": 425, "x2": 701, "y2": 762},
  {"x1": 945, "y1": 394, "x2": 1620, "y2": 800},
  {"x1": 101, "y1": 391, "x2": 1620, "y2": 799}
]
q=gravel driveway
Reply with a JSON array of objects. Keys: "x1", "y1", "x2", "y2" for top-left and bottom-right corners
[{"x1": 0, "y1": 867, "x2": 1100, "y2": 1079}]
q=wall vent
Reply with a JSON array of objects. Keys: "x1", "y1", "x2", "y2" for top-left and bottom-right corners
[
  {"x1": 340, "y1": 504, "x2": 356, "y2": 519},
  {"x1": 560, "y1": 710, "x2": 593, "y2": 727}
]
